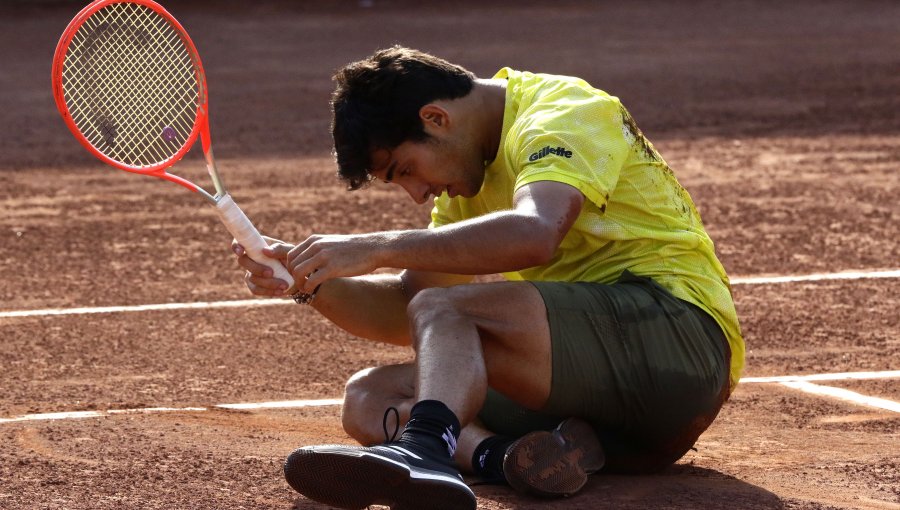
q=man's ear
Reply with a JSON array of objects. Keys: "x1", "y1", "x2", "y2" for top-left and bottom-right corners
[{"x1": 419, "y1": 104, "x2": 450, "y2": 131}]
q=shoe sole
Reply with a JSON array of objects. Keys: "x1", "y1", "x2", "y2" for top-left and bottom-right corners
[
  {"x1": 284, "y1": 446, "x2": 476, "y2": 510},
  {"x1": 502, "y1": 418, "x2": 605, "y2": 497}
]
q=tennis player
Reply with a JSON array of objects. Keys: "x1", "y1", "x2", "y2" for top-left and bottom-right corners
[{"x1": 234, "y1": 46, "x2": 743, "y2": 509}]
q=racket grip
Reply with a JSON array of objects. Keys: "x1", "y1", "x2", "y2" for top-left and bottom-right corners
[{"x1": 214, "y1": 194, "x2": 295, "y2": 288}]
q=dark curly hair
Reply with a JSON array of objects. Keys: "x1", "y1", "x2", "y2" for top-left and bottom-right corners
[{"x1": 330, "y1": 46, "x2": 476, "y2": 190}]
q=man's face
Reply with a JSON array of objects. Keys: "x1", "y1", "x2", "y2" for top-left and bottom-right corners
[{"x1": 369, "y1": 135, "x2": 485, "y2": 205}]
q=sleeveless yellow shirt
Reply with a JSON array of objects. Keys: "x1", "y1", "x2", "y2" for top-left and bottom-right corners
[{"x1": 430, "y1": 68, "x2": 744, "y2": 389}]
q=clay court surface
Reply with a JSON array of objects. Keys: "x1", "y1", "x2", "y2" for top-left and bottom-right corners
[{"x1": 1, "y1": 0, "x2": 898, "y2": 508}]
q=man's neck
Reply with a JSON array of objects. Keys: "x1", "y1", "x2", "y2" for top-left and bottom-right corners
[{"x1": 471, "y1": 78, "x2": 508, "y2": 164}]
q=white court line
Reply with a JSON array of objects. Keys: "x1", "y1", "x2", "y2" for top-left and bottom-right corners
[
  {"x1": 217, "y1": 398, "x2": 344, "y2": 410},
  {"x1": 741, "y1": 370, "x2": 900, "y2": 383},
  {"x1": 0, "y1": 406, "x2": 208, "y2": 424},
  {"x1": 0, "y1": 269, "x2": 898, "y2": 319},
  {"x1": 729, "y1": 269, "x2": 900, "y2": 285},
  {"x1": 0, "y1": 399, "x2": 343, "y2": 424},
  {"x1": 743, "y1": 371, "x2": 900, "y2": 415},
  {"x1": 780, "y1": 381, "x2": 900, "y2": 414},
  {"x1": 2, "y1": 370, "x2": 899, "y2": 424},
  {"x1": 0, "y1": 298, "x2": 290, "y2": 319},
  {"x1": 1, "y1": 271, "x2": 897, "y2": 422}
]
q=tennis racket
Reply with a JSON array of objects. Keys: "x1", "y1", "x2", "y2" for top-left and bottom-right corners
[{"x1": 51, "y1": 0, "x2": 300, "y2": 294}]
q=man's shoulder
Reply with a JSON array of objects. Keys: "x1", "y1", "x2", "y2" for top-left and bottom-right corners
[
  {"x1": 502, "y1": 71, "x2": 624, "y2": 154},
  {"x1": 502, "y1": 68, "x2": 608, "y2": 100},
  {"x1": 504, "y1": 72, "x2": 619, "y2": 131}
]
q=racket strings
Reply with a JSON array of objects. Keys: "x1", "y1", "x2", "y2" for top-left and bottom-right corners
[{"x1": 62, "y1": 2, "x2": 200, "y2": 168}]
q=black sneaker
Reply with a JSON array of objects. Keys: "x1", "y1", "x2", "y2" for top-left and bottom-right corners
[
  {"x1": 284, "y1": 442, "x2": 477, "y2": 510},
  {"x1": 502, "y1": 417, "x2": 605, "y2": 497}
]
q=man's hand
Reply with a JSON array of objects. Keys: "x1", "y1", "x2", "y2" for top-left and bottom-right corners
[
  {"x1": 285, "y1": 233, "x2": 385, "y2": 294},
  {"x1": 232, "y1": 237, "x2": 293, "y2": 296},
  {"x1": 233, "y1": 181, "x2": 584, "y2": 296}
]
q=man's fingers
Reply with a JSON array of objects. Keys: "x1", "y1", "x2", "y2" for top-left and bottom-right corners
[
  {"x1": 265, "y1": 242, "x2": 293, "y2": 259},
  {"x1": 245, "y1": 271, "x2": 289, "y2": 294},
  {"x1": 289, "y1": 257, "x2": 323, "y2": 292},
  {"x1": 236, "y1": 253, "x2": 275, "y2": 278},
  {"x1": 234, "y1": 238, "x2": 292, "y2": 296},
  {"x1": 283, "y1": 251, "x2": 323, "y2": 294},
  {"x1": 304, "y1": 268, "x2": 328, "y2": 293},
  {"x1": 284, "y1": 272, "x2": 321, "y2": 296}
]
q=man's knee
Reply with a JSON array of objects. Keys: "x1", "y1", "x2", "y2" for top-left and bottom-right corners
[
  {"x1": 341, "y1": 367, "x2": 377, "y2": 443},
  {"x1": 407, "y1": 286, "x2": 468, "y2": 329},
  {"x1": 340, "y1": 365, "x2": 415, "y2": 445}
]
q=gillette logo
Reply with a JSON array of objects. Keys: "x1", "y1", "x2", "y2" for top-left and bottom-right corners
[{"x1": 529, "y1": 146, "x2": 573, "y2": 162}]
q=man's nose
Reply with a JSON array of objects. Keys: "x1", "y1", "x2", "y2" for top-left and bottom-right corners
[{"x1": 403, "y1": 181, "x2": 430, "y2": 204}]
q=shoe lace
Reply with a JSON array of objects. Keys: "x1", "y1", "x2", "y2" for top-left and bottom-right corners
[{"x1": 382, "y1": 406, "x2": 400, "y2": 442}]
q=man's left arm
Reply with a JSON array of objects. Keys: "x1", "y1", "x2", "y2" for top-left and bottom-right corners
[{"x1": 289, "y1": 181, "x2": 585, "y2": 293}]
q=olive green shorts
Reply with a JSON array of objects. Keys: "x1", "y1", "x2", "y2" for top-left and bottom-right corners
[{"x1": 477, "y1": 271, "x2": 731, "y2": 473}]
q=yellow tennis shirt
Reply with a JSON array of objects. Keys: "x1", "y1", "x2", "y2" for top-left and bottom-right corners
[{"x1": 429, "y1": 68, "x2": 744, "y2": 389}]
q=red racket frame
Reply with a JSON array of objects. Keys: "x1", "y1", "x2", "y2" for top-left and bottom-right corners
[
  {"x1": 50, "y1": 0, "x2": 301, "y2": 292},
  {"x1": 51, "y1": 0, "x2": 210, "y2": 194}
]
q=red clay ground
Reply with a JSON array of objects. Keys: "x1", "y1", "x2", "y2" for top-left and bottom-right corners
[{"x1": 1, "y1": 1, "x2": 898, "y2": 509}]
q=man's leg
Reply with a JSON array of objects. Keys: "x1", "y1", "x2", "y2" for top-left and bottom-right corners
[
  {"x1": 283, "y1": 281, "x2": 601, "y2": 509},
  {"x1": 340, "y1": 361, "x2": 603, "y2": 491},
  {"x1": 337, "y1": 280, "x2": 559, "y2": 469},
  {"x1": 402, "y1": 282, "x2": 604, "y2": 493},
  {"x1": 340, "y1": 364, "x2": 414, "y2": 445},
  {"x1": 406, "y1": 281, "x2": 554, "y2": 422},
  {"x1": 339, "y1": 274, "x2": 730, "y2": 476},
  {"x1": 341, "y1": 363, "x2": 494, "y2": 472}
]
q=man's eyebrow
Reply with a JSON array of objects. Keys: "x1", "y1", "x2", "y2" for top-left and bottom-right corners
[{"x1": 384, "y1": 161, "x2": 397, "y2": 183}]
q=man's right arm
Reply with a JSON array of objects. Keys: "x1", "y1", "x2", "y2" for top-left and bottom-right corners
[{"x1": 233, "y1": 238, "x2": 471, "y2": 346}]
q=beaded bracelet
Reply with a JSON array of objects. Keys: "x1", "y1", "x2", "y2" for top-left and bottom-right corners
[{"x1": 291, "y1": 284, "x2": 321, "y2": 305}]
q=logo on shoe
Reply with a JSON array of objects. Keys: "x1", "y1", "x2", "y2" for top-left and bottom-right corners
[
  {"x1": 442, "y1": 427, "x2": 458, "y2": 457},
  {"x1": 529, "y1": 145, "x2": 573, "y2": 162}
]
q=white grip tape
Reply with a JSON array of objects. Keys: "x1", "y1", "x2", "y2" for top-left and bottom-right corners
[{"x1": 215, "y1": 194, "x2": 295, "y2": 287}]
